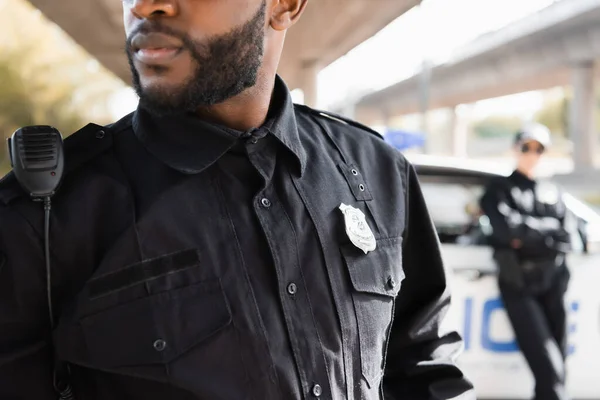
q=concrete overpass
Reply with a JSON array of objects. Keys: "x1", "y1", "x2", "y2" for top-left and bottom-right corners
[
  {"x1": 349, "y1": 0, "x2": 600, "y2": 170},
  {"x1": 29, "y1": 0, "x2": 420, "y2": 107}
]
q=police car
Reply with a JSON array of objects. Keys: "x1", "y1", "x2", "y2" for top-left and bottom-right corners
[{"x1": 410, "y1": 155, "x2": 600, "y2": 400}]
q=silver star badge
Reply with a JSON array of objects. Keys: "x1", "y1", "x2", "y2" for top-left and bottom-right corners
[{"x1": 339, "y1": 203, "x2": 377, "y2": 254}]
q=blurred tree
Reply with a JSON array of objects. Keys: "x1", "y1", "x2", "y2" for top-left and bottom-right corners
[
  {"x1": 472, "y1": 115, "x2": 523, "y2": 138},
  {"x1": 0, "y1": 59, "x2": 35, "y2": 131},
  {"x1": 533, "y1": 87, "x2": 600, "y2": 139},
  {"x1": 0, "y1": 53, "x2": 36, "y2": 174},
  {"x1": 534, "y1": 95, "x2": 569, "y2": 137},
  {"x1": 0, "y1": 0, "x2": 129, "y2": 176}
]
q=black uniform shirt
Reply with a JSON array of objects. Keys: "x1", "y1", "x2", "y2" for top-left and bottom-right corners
[
  {"x1": 480, "y1": 170, "x2": 571, "y2": 261},
  {"x1": 0, "y1": 77, "x2": 474, "y2": 400}
]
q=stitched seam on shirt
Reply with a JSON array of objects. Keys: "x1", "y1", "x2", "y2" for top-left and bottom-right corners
[
  {"x1": 258, "y1": 201, "x2": 311, "y2": 395},
  {"x1": 110, "y1": 143, "x2": 144, "y2": 263},
  {"x1": 88, "y1": 261, "x2": 200, "y2": 300},
  {"x1": 290, "y1": 175, "x2": 356, "y2": 400},
  {"x1": 303, "y1": 112, "x2": 349, "y2": 166},
  {"x1": 211, "y1": 168, "x2": 276, "y2": 399},
  {"x1": 249, "y1": 151, "x2": 271, "y2": 186},
  {"x1": 380, "y1": 297, "x2": 397, "y2": 398},
  {"x1": 401, "y1": 159, "x2": 411, "y2": 244},
  {"x1": 281, "y1": 168, "x2": 333, "y2": 392}
]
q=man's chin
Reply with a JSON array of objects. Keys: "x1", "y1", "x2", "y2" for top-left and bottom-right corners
[
  {"x1": 135, "y1": 92, "x2": 181, "y2": 117},
  {"x1": 137, "y1": 76, "x2": 185, "y2": 95},
  {"x1": 132, "y1": 73, "x2": 257, "y2": 115}
]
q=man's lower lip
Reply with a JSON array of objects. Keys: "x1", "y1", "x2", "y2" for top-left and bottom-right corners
[{"x1": 135, "y1": 48, "x2": 182, "y2": 64}]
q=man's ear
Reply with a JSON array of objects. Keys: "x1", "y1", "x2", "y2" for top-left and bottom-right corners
[{"x1": 269, "y1": 0, "x2": 308, "y2": 32}]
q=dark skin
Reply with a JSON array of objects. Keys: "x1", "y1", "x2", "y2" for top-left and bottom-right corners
[{"x1": 122, "y1": 0, "x2": 308, "y2": 131}]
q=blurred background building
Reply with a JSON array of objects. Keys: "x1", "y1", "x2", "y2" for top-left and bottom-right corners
[{"x1": 0, "y1": 0, "x2": 599, "y2": 205}]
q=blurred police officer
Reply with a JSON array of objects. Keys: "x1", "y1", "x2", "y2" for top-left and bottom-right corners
[
  {"x1": 0, "y1": 0, "x2": 474, "y2": 399},
  {"x1": 480, "y1": 123, "x2": 571, "y2": 400}
]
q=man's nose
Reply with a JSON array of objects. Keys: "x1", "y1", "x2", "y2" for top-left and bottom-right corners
[{"x1": 128, "y1": 0, "x2": 178, "y2": 19}]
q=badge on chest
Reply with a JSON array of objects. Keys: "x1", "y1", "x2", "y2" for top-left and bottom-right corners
[{"x1": 339, "y1": 203, "x2": 377, "y2": 254}]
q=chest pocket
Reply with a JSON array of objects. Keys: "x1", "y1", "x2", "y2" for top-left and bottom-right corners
[
  {"x1": 341, "y1": 237, "x2": 405, "y2": 388},
  {"x1": 78, "y1": 249, "x2": 233, "y2": 370}
]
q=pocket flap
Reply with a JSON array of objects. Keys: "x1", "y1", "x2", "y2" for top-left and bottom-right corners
[
  {"x1": 342, "y1": 237, "x2": 405, "y2": 297},
  {"x1": 81, "y1": 279, "x2": 231, "y2": 368}
]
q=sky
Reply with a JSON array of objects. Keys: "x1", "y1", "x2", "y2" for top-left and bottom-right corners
[{"x1": 111, "y1": 0, "x2": 558, "y2": 120}]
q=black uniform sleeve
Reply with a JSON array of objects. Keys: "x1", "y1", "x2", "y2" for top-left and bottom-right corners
[
  {"x1": 383, "y1": 163, "x2": 474, "y2": 399},
  {"x1": 551, "y1": 191, "x2": 572, "y2": 253},
  {"x1": 479, "y1": 179, "x2": 513, "y2": 248},
  {"x1": 480, "y1": 178, "x2": 547, "y2": 251},
  {"x1": 0, "y1": 204, "x2": 55, "y2": 399}
]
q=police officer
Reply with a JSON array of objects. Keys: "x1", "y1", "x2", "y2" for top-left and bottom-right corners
[
  {"x1": 0, "y1": 1, "x2": 474, "y2": 399},
  {"x1": 480, "y1": 123, "x2": 571, "y2": 400}
]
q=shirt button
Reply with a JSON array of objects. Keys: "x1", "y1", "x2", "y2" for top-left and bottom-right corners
[
  {"x1": 287, "y1": 283, "x2": 297, "y2": 295},
  {"x1": 359, "y1": 184, "x2": 365, "y2": 192},
  {"x1": 249, "y1": 137, "x2": 259, "y2": 144},
  {"x1": 312, "y1": 384, "x2": 322, "y2": 397},
  {"x1": 260, "y1": 198, "x2": 272, "y2": 208},
  {"x1": 153, "y1": 339, "x2": 167, "y2": 352},
  {"x1": 351, "y1": 168, "x2": 359, "y2": 176}
]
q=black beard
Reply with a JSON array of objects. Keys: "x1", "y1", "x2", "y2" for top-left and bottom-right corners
[{"x1": 126, "y1": 1, "x2": 266, "y2": 116}]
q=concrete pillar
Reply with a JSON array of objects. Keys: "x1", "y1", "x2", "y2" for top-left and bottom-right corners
[
  {"x1": 421, "y1": 107, "x2": 470, "y2": 156},
  {"x1": 420, "y1": 60, "x2": 433, "y2": 153},
  {"x1": 421, "y1": 112, "x2": 430, "y2": 150},
  {"x1": 424, "y1": 112, "x2": 445, "y2": 155},
  {"x1": 570, "y1": 62, "x2": 597, "y2": 170},
  {"x1": 380, "y1": 108, "x2": 392, "y2": 128},
  {"x1": 447, "y1": 107, "x2": 459, "y2": 156},
  {"x1": 452, "y1": 105, "x2": 470, "y2": 158},
  {"x1": 301, "y1": 61, "x2": 320, "y2": 108}
]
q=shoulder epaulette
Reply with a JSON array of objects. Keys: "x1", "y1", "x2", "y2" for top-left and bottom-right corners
[
  {"x1": 63, "y1": 123, "x2": 114, "y2": 175},
  {"x1": 296, "y1": 104, "x2": 384, "y2": 140},
  {"x1": 0, "y1": 123, "x2": 114, "y2": 205}
]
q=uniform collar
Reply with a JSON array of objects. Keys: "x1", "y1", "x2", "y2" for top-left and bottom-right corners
[
  {"x1": 262, "y1": 76, "x2": 306, "y2": 175},
  {"x1": 132, "y1": 75, "x2": 306, "y2": 176},
  {"x1": 511, "y1": 169, "x2": 536, "y2": 187}
]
